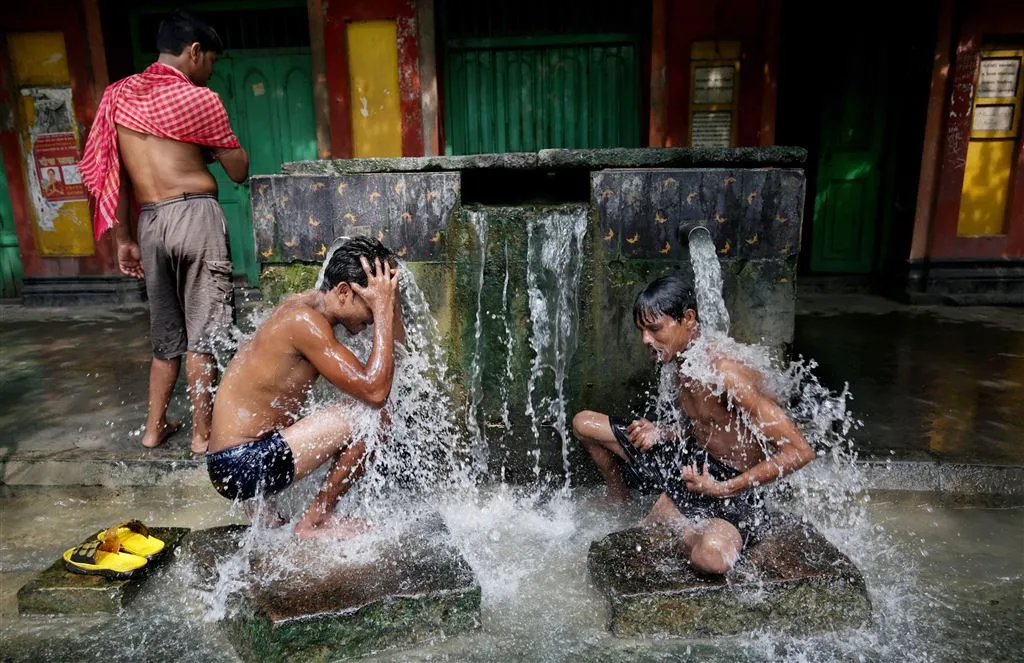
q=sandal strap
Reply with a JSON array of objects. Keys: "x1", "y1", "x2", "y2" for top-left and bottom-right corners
[{"x1": 70, "y1": 540, "x2": 102, "y2": 564}]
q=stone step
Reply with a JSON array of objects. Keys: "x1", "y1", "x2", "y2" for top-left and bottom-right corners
[
  {"x1": 588, "y1": 516, "x2": 871, "y2": 637},
  {"x1": 178, "y1": 514, "x2": 481, "y2": 662},
  {"x1": 17, "y1": 527, "x2": 190, "y2": 615}
]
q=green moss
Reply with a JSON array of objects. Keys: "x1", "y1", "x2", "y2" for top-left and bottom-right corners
[{"x1": 259, "y1": 264, "x2": 321, "y2": 304}]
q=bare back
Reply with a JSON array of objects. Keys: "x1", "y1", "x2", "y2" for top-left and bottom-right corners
[
  {"x1": 678, "y1": 359, "x2": 771, "y2": 472},
  {"x1": 117, "y1": 125, "x2": 217, "y2": 203},
  {"x1": 209, "y1": 293, "x2": 325, "y2": 452}
]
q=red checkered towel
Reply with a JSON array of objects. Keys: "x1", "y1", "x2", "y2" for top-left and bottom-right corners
[{"x1": 81, "y1": 62, "x2": 241, "y2": 241}]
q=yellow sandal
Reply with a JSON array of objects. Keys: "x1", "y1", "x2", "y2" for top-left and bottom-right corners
[
  {"x1": 95, "y1": 520, "x2": 165, "y2": 559},
  {"x1": 63, "y1": 537, "x2": 147, "y2": 579}
]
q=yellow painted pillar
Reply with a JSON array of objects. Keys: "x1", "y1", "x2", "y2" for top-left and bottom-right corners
[
  {"x1": 6, "y1": 32, "x2": 95, "y2": 256},
  {"x1": 346, "y1": 20, "x2": 403, "y2": 158},
  {"x1": 956, "y1": 48, "x2": 1024, "y2": 237}
]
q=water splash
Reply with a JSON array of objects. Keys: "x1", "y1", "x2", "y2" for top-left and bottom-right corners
[{"x1": 524, "y1": 206, "x2": 589, "y2": 486}]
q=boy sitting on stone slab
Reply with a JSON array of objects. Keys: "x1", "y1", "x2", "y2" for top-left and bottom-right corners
[
  {"x1": 573, "y1": 274, "x2": 816, "y2": 574},
  {"x1": 207, "y1": 237, "x2": 403, "y2": 538}
]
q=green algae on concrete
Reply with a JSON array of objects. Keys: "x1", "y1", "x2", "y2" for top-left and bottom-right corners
[
  {"x1": 259, "y1": 264, "x2": 321, "y2": 305},
  {"x1": 17, "y1": 527, "x2": 190, "y2": 615},
  {"x1": 587, "y1": 517, "x2": 871, "y2": 637}
]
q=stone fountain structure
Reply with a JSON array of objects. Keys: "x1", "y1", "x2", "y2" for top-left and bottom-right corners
[{"x1": 252, "y1": 147, "x2": 807, "y2": 482}]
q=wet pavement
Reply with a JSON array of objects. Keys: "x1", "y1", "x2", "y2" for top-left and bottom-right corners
[
  {"x1": 0, "y1": 294, "x2": 1021, "y2": 486},
  {"x1": 793, "y1": 294, "x2": 1024, "y2": 466},
  {"x1": 0, "y1": 306, "x2": 196, "y2": 465}
]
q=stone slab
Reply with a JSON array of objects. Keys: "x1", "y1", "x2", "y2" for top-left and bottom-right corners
[
  {"x1": 16, "y1": 527, "x2": 190, "y2": 615},
  {"x1": 280, "y1": 147, "x2": 808, "y2": 175},
  {"x1": 591, "y1": 169, "x2": 805, "y2": 262},
  {"x1": 181, "y1": 516, "x2": 481, "y2": 662},
  {"x1": 588, "y1": 516, "x2": 871, "y2": 637},
  {"x1": 2, "y1": 459, "x2": 206, "y2": 487},
  {"x1": 250, "y1": 173, "x2": 460, "y2": 263}
]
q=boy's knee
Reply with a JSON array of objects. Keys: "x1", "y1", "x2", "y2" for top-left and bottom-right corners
[
  {"x1": 572, "y1": 410, "x2": 600, "y2": 439},
  {"x1": 690, "y1": 523, "x2": 742, "y2": 575}
]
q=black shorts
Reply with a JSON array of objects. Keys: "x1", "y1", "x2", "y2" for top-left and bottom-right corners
[
  {"x1": 609, "y1": 416, "x2": 770, "y2": 546},
  {"x1": 206, "y1": 431, "x2": 296, "y2": 501}
]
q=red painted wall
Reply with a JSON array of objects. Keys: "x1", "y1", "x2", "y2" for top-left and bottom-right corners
[
  {"x1": 663, "y1": 0, "x2": 777, "y2": 148},
  {"x1": 930, "y1": 0, "x2": 1024, "y2": 260},
  {"x1": 0, "y1": 2, "x2": 118, "y2": 278},
  {"x1": 323, "y1": 0, "x2": 424, "y2": 158}
]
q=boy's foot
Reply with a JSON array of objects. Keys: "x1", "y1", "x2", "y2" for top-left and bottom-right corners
[
  {"x1": 190, "y1": 437, "x2": 209, "y2": 454},
  {"x1": 141, "y1": 419, "x2": 183, "y2": 448}
]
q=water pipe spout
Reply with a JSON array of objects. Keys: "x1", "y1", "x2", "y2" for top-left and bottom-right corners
[{"x1": 687, "y1": 224, "x2": 711, "y2": 242}]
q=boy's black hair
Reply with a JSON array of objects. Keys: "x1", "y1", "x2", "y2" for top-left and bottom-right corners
[
  {"x1": 156, "y1": 10, "x2": 223, "y2": 55},
  {"x1": 319, "y1": 237, "x2": 396, "y2": 292},
  {"x1": 632, "y1": 274, "x2": 698, "y2": 327}
]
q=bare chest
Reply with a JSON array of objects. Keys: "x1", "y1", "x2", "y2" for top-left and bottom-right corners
[{"x1": 678, "y1": 386, "x2": 765, "y2": 470}]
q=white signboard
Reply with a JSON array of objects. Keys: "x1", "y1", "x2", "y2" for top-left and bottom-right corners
[
  {"x1": 691, "y1": 111, "x2": 732, "y2": 147},
  {"x1": 693, "y1": 66, "x2": 736, "y2": 105},
  {"x1": 973, "y1": 105, "x2": 1014, "y2": 132},
  {"x1": 978, "y1": 58, "x2": 1020, "y2": 99}
]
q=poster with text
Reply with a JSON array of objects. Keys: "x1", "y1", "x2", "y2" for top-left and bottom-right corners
[{"x1": 33, "y1": 132, "x2": 86, "y2": 202}]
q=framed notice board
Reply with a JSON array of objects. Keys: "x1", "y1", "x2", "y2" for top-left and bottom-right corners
[{"x1": 689, "y1": 41, "x2": 740, "y2": 148}]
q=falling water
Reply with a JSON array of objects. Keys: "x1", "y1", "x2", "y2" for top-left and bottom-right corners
[
  {"x1": 497, "y1": 238, "x2": 516, "y2": 469},
  {"x1": 687, "y1": 226, "x2": 731, "y2": 335},
  {"x1": 279, "y1": 240, "x2": 482, "y2": 511},
  {"x1": 466, "y1": 210, "x2": 489, "y2": 469},
  {"x1": 524, "y1": 206, "x2": 588, "y2": 486}
]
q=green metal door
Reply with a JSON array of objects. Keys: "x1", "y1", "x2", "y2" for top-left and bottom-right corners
[
  {"x1": 204, "y1": 58, "x2": 253, "y2": 283},
  {"x1": 206, "y1": 51, "x2": 316, "y2": 284},
  {"x1": 0, "y1": 151, "x2": 24, "y2": 300},
  {"x1": 444, "y1": 37, "x2": 640, "y2": 154},
  {"x1": 810, "y1": 41, "x2": 888, "y2": 273}
]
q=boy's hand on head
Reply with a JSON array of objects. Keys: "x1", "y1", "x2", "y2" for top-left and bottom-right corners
[{"x1": 351, "y1": 256, "x2": 400, "y2": 314}]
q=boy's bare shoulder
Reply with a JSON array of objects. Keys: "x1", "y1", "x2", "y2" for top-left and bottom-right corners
[
  {"x1": 262, "y1": 294, "x2": 332, "y2": 342},
  {"x1": 710, "y1": 354, "x2": 763, "y2": 391}
]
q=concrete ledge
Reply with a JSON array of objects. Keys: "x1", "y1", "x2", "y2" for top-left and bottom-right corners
[
  {"x1": 588, "y1": 517, "x2": 871, "y2": 637},
  {"x1": 1, "y1": 459, "x2": 206, "y2": 487},
  {"x1": 21, "y1": 277, "x2": 146, "y2": 307},
  {"x1": 906, "y1": 260, "x2": 1024, "y2": 306},
  {"x1": 281, "y1": 147, "x2": 809, "y2": 175},
  {"x1": 17, "y1": 527, "x2": 189, "y2": 615},
  {"x1": 854, "y1": 460, "x2": 1024, "y2": 497}
]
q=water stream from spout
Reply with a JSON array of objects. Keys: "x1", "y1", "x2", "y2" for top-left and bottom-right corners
[{"x1": 687, "y1": 226, "x2": 731, "y2": 335}]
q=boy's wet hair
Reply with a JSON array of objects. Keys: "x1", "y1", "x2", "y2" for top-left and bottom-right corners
[
  {"x1": 157, "y1": 10, "x2": 224, "y2": 55},
  {"x1": 319, "y1": 237, "x2": 395, "y2": 292},
  {"x1": 633, "y1": 274, "x2": 698, "y2": 327}
]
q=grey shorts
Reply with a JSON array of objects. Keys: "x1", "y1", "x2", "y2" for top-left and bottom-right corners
[{"x1": 139, "y1": 193, "x2": 234, "y2": 359}]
